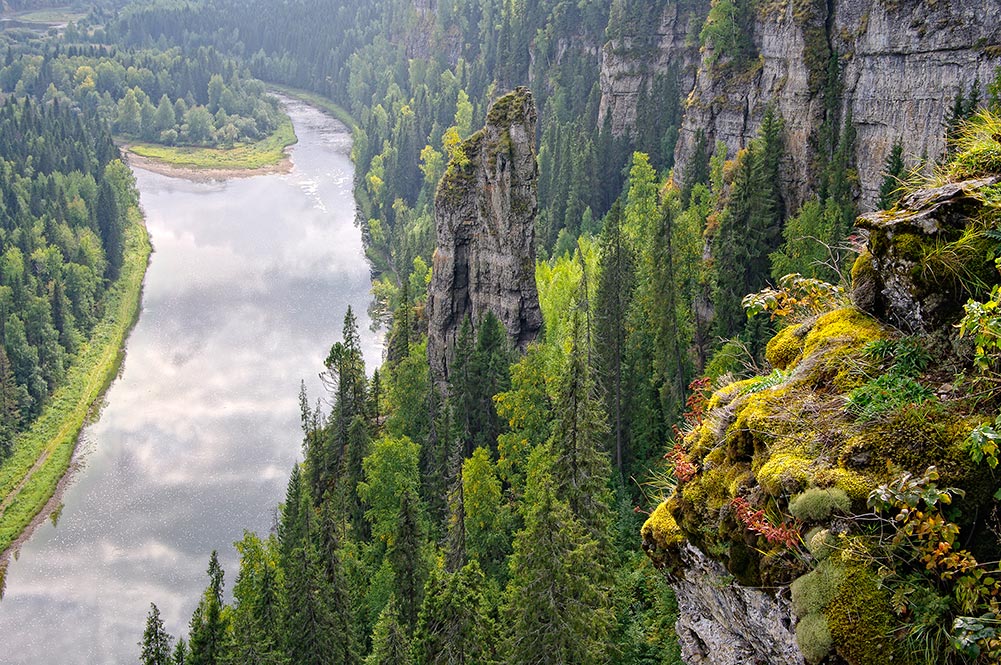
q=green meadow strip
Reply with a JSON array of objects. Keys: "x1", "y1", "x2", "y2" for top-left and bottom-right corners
[
  {"x1": 0, "y1": 209, "x2": 151, "y2": 556},
  {"x1": 126, "y1": 110, "x2": 297, "y2": 170}
]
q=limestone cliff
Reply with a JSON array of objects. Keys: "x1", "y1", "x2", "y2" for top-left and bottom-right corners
[
  {"x1": 597, "y1": 0, "x2": 705, "y2": 137},
  {"x1": 426, "y1": 87, "x2": 543, "y2": 388},
  {"x1": 602, "y1": 0, "x2": 1001, "y2": 211}
]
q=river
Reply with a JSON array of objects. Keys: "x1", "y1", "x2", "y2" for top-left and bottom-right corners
[{"x1": 0, "y1": 98, "x2": 380, "y2": 663}]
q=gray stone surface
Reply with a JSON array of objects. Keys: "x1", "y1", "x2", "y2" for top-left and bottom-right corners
[
  {"x1": 601, "y1": 0, "x2": 1001, "y2": 211},
  {"x1": 426, "y1": 87, "x2": 543, "y2": 389},
  {"x1": 672, "y1": 543, "x2": 805, "y2": 665}
]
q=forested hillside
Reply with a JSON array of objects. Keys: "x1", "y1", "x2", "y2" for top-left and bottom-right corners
[
  {"x1": 0, "y1": 96, "x2": 134, "y2": 455},
  {"x1": 71, "y1": 0, "x2": 1001, "y2": 663}
]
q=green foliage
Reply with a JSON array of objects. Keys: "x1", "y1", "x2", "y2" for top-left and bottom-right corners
[
  {"x1": 141, "y1": 603, "x2": 174, "y2": 665},
  {"x1": 358, "y1": 435, "x2": 422, "y2": 544},
  {"x1": 502, "y1": 445, "x2": 614, "y2": 664},
  {"x1": 846, "y1": 338, "x2": 934, "y2": 421},
  {"x1": 878, "y1": 139, "x2": 907, "y2": 210},
  {"x1": 846, "y1": 373, "x2": 934, "y2": 421},
  {"x1": 699, "y1": 0, "x2": 756, "y2": 68}
]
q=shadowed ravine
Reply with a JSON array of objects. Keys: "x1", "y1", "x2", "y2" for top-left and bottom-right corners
[{"x1": 0, "y1": 98, "x2": 380, "y2": 664}]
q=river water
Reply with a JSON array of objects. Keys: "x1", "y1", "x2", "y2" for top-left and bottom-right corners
[{"x1": 0, "y1": 98, "x2": 380, "y2": 663}]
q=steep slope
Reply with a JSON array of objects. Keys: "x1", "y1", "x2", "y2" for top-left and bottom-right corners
[
  {"x1": 604, "y1": 0, "x2": 1001, "y2": 211},
  {"x1": 642, "y1": 126, "x2": 1001, "y2": 663}
]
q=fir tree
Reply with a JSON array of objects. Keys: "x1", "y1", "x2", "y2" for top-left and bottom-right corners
[
  {"x1": 187, "y1": 551, "x2": 230, "y2": 665},
  {"x1": 503, "y1": 446, "x2": 613, "y2": 664},
  {"x1": 388, "y1": 489, "x2": 427, "y2": 633},
  {"x1": 365, "y1": 597, "x2": 412, "y2": 665},
  {"x1": 414, "y1": 560, "x2": 495, "y2": 664}
]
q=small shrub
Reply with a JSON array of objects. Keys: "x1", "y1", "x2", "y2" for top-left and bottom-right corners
[
  {"x1": 846, "y1": 373, "x2": 934, "y2": 421},
  {"x1": 789, "y1": 487, "x2": 851, "y2": 522}
]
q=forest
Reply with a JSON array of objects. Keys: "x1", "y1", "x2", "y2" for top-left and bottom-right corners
[
  {"x1": 0, "y1": 0, "x2": 998, "y2": 662},
  {"x1": 0, "y1": 94, "x2": 135, "y2": 456}
]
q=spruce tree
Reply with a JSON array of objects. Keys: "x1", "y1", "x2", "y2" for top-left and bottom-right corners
[
  {"x1": 140, "y1": 603, "x2": 173, "y2": 665},
  {"x1": 388, "y1": 489, "x2": 427, "y2": 633},
  {"x1": 187, "y1": 551, "x2": 229, "y2": 665},
  {"x1": 414, "y1": 560, "x2": 496, "y2": 664},
  {"x1": 503, "y1": 446, "x2": 613, "y2": 664},
  {"x1": 549, "y1": 309, "x2": 613, "y2": 541},
  {"x1": 878, "y1": 139, "x2": 906, "y2": 210},
  {"x1": 365, "y1": 597, "x2": 412, "y2": 665}
]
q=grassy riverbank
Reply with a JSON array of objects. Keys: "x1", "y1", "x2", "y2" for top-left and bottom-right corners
[
  {"x1": 267, "y1": 83, "x2": 359, "y2": 131},
  {"x1": 0, "y1": 205, "x2": 151, "y2": 557},
  {"x1": 125, "y1": 111, "x2": 297, "y2": 171}
]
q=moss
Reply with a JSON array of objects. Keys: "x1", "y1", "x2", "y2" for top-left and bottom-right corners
[
  {"x1": 794, "y1": 308, "x2": 887, "y2": 390},
  {"x1": 789, "y1": 487, "x2": 851, "y2": 522},
  {"x1": 641, "y1": 501, "x2": 685, "y2": 568},
  {"x1": 825, "y1": 566, "x2": 904, "y2": 665},
  {"x1": 757, "y1": 452, "x2": 813, "y2": 496},
  {"x1": 801, "y1": 308, "x2": 887, "y2": 363},
  {"x1": 766, "y1": 323, "x2": 805, "y2": 370},
  {"x1": 812, "y1": 467, "x2": 873, "y2": 503},
  {"x1": 791, "y1": 559, "x2": 847, "y2": 617},
  {"x1": 796, "y1": 612, "x2": 833, "y2": 664},
  {"x1": 805, "y1": 527, "x2": 836, "y2": 561}
]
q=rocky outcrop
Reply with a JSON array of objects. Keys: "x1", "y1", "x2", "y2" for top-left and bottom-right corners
[
  {"x1": 669, "y1": 544, "x2": 804, "y2": 665},
  {"x1": 627, "y1": 0, "x2": 1001, "y2": 211},
  {"x1": 426, "y1": 87, "x2": 543, "y2": 388},
  {"x1": 597, "y1": 1, "x2": 705, "y2": 137},
  {"x1": 853, "y1": 175, "x2": 1001, "y2": 332}
]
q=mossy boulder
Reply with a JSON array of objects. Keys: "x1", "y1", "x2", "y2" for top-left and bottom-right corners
[{"x1": 854, "y1": 175, "x2": 1001, "y2": 333}]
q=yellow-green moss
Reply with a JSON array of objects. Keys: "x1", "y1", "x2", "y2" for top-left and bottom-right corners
[
  {"x1": 766, "y1": 323, "x2": 805, "y2": 370},
  {"x1": 757, "y1": 452, "x2": 813, "y2": 496},
  {"x1": 641, "y1": 502, "x2": 684, "y2": 567},
  {"x1": 825, "y1": 566, "x2": 905, "y2": 665},
  {"x1": 812, "y1": 467, "x2": 874, "y2": 503},
  {"x1": 797, "y1": 308, "x2": 887, "y2": 390}
]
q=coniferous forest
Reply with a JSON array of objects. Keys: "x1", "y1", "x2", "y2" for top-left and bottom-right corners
[{"x1": 2, "y1": 0, "x2": 1001, "y2": 663}]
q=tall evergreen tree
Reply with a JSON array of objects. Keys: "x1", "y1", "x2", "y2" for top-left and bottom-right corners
[
  {"x1": 388, "y1": 488, "x2": 427, "y2": 633},
  {"x1": 187, "y1": 551, "x2": 229, "y2": 665},
  {"x1": 365, "y1": 597, "x2": 412, "y2": 665},
  {"x1": 414, "y1": 560, "x2": 495, "y2": 664},
  {"x1": 140, "y1": 603, "x2": 173, "y2": 665},
  {"x1": 503, "y1": 446, "x2": 613, "y2": 664}
]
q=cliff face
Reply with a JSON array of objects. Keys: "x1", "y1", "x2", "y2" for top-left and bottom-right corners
[
  {"x1": 597, "y1": 1, "x2": 705, "y2": 136},
  {"x1": 426, "y1": 87, "x2": 543, "y2": 388},
  {"x1": 603, "y1": 0, "x2": 1001, "y2": 211}
]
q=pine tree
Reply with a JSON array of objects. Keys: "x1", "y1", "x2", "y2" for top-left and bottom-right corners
[{"x1": 140, "y1": 603, "x2": 173, "y2": 665}]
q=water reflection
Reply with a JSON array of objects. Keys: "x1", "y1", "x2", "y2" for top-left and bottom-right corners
[{"x1": 0, "y1": 98, "x2": 379, "y2": 663}]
